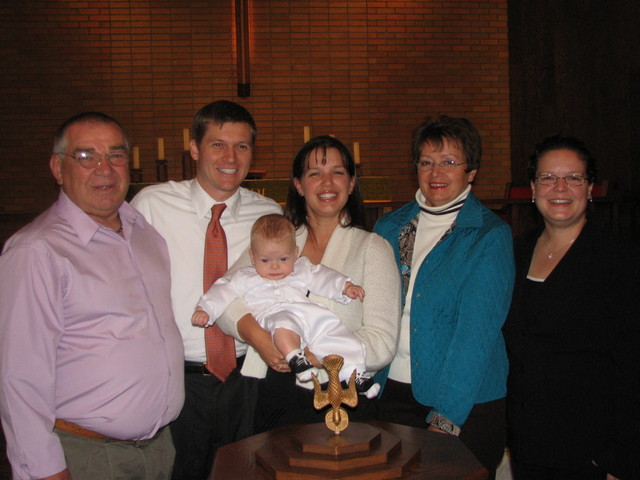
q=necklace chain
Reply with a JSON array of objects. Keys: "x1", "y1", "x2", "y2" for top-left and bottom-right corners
[{"x1": 546, "y1": 238, "x2": 575, "y2": 259}]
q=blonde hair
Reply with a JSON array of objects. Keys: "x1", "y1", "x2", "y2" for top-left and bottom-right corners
[{"x1": 250, "y1": 214, "x2": 296, "y2": 250}]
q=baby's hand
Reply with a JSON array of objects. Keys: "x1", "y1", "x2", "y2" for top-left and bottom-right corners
[
  {"x1": 191, "y1": 307, "x2": 211, "y2": 328},
  {"x1": 343, "y1": 281, "x2": 365, "y2": 302}
]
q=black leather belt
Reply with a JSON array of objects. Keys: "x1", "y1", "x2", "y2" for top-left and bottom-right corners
[
  {"x1": 184, "y1": 361, "x2": 213, "y2": 375},
  {"x1": 184, "y1": 355, "x2": 245, "y2": 375}
]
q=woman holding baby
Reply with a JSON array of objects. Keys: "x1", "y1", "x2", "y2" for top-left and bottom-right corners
[{"x1": 216, "y1": 135, "x2": 402, "y2": 430}]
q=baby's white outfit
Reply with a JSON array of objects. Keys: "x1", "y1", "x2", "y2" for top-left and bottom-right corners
[{"x1": 197, "y1": 256, "x2": 366, "y2": 382}]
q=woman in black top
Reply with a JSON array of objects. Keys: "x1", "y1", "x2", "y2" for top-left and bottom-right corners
[{"x1": 503, "y1": 135, "x2": 639, "y2": 480}]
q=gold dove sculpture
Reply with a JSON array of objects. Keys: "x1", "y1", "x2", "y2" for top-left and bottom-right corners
[{"x1": 312, "y1": 354, "x2": 358, "y2": 434}]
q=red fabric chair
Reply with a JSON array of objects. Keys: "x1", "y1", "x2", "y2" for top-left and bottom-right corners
[
  {"x1": 508, "y1": 184, "x2": 532, "y2": 199},
  {"x1": 590, "y1": 179, "x2": 609, "y2": 198},
  {"x1": 492, "y1": 183, "x2": 534, "y2": 235}
]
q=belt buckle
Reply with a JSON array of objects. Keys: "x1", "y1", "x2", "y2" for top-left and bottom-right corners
[{"x1": 201, "y1": 363, "x2": 212, "y2": 376}]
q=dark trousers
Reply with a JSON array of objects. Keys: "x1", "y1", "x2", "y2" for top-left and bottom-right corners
[
  {"x1": 377, "y1": 379, "x2": 506, "y2": 480},
  {"x1": 170, "y1": 357, "x2": 257, "y2": 480},
  {"x1": 510, "y1": 457, "x2": 606, "y2": 480},
  {"x1": 253, "y1": 368, "x2": 379, "y2": 433}
]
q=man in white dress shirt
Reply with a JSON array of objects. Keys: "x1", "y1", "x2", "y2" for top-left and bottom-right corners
[{"x1": 131, "y1": 100, "x2": 281, "y2": 480}]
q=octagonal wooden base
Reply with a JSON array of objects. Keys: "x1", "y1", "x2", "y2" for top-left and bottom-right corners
[{"x1": 255, "y1": 423, "x2": 420, "y2": 479}]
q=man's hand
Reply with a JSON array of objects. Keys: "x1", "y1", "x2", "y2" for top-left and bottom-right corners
[
  {"x1": 39, "y1": 468, "x2": 72, "y2": 480},
  {"x1": 237, "y1": 314, "x2": 290, "y2": 372}
]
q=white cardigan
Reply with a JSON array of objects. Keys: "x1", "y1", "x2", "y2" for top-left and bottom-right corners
[{"x1": 217, "y1": 225, "x2": 402, "y2": 383}]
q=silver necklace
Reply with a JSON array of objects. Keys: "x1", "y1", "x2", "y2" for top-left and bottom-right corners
[{"x1": 546, "y1": 238, "x2": 575, "y2": 259}]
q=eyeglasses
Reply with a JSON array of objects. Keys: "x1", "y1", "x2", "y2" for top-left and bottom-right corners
[
  {"x1": 536, "y1": 174, "x2": 586, "y2": 187},
  {"x1": 56, "y1": 151, "x2": 130, "y2": 169},
  {"x1": 417, "y1": 159, "x2": 467, "y2": 172}
]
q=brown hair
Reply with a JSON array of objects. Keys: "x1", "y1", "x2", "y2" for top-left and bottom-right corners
[
  {"x1": 411, "y1": 115, "x2": 481, "y2": 173},
  {"x1": 250, "y1": 214, "x2": 296, "y2": 250},
  {"x1": 192, "y1": 100, "x2": 257, "y2": 147}
]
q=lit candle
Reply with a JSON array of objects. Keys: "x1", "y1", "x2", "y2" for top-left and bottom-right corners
[
  {"x1": 133, "y1": 146, "x2": 140, "y2": 169},
  {"x1": 303, "y1": 126, "x2": 310, "y2": 143},
  {"x1": 157, "y1": 138, "x2": 165, "y2": 160},
  {"x1": 183, "y1": 128, "x2": 190, "y2": 151},
  {"x1": 353, "y1": 142, "x2": 360, "y2": 166}
]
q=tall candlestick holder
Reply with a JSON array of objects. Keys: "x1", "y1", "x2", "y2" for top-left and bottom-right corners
[
  {"x1": 131, "y1": 168, "x2": 143, "y2": 183},
  {"x1": 156, "y1": 159, "x2": 168, "y2": 182},
  {"x1": 182, "y1": 150, "x2": 195, "y2": 180}
]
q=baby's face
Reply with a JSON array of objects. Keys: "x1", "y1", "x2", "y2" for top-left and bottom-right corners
[{"x1": 250, "y1": 238, "x2": 298, "y2": 281}]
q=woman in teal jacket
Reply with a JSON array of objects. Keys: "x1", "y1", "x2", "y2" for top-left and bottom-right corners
[{"x1": 374, "y1": 115, "x2": 514, "y2": 479}]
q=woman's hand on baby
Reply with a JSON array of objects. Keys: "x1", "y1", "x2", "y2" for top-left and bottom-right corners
[
  {"x1": 191, "y1": 307, "x2": 210, "y2": 327},
  {"x1": 237, "y1": 313, "x2": 290, "y2": 372},
  {"x1": 343, "y1": 282, "x2": 365, "y2": 301}
]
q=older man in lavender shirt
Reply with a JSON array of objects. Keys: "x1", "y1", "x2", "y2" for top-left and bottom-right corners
[{"x1": 0, "y1": 112, "x2": 184, "y2": 480}]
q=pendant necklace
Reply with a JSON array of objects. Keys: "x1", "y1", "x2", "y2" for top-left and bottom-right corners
[{"x1": 546, "y1": 238, "x2": 575, "y2": 259}]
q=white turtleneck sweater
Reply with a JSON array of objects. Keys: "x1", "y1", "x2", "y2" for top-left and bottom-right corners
[{"x1": 388, "y1": 185, "x2": 471, "y2": 382}]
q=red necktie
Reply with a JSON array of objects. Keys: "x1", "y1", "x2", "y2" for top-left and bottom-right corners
[{"x1": 203, "y1": 203, "x2": 236, "y2": 381}]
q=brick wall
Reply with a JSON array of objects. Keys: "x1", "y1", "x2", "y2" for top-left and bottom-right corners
[{"x1": 0, "y1": 0, "x2": 509, "y2": 221}]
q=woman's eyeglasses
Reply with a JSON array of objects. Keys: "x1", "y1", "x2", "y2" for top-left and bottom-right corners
[{"x1": 535, "y1": 174, "x2": 586, "y2": 187}]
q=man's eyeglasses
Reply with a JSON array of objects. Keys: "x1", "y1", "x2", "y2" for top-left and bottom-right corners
[
  {"x1": 417, "y1": 159, "x2": 467, "y2": 172},
  {"x1": 535, "y1": 174, "x2": 586, "y2": 187},
  {"x1": 55, "y1": 151, "x2": 129, "y2": 169}
]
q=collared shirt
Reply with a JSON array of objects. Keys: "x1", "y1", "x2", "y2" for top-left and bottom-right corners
[
  {"x1": 131, "y1": 179, "x2": 282, "y2": 361},
  {"x1": 0, "y1": 191, "x2": 185, "y2": 480}
]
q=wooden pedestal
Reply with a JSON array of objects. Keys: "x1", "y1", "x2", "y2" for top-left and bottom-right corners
[
  {"x1": 210, "y1": 421, "x2": 487, "y2": 480},
  {"x1": 255, "y1": 423, "x2": 420, "y2": 479}
]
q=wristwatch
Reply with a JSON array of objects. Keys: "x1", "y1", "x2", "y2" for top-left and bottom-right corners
[{"x1": 428, "y1": 412, "x2": 461, "y2": 436}]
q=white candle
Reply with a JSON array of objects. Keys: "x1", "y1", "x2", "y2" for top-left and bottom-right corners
[
  {"x1": 183, "y1": 128, "x2": 190, "y2": 151},
  {"x1": 157, "y1": 138, "x2": 165, "y2": 160},
  {"x1": 353, "y1": 142, "x2": 360, "y2": 166},
  {"x1": 303, "y1": 126, "x2": 310, "y2": 143},
  {"x1": 133, "y1": 146, "x2": 140, "y2": 169}
]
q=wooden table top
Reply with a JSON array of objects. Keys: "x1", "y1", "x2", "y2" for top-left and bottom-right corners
[{"x1": 210, "y1": 420, "x2": 487, "y2": 480}]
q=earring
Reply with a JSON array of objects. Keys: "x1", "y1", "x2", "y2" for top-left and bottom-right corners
[
  {"x1": 589, "y1": 196, "x2": 593, "y2": 203},
  {"x1": 531, "y1": 196, "x2": 535, "y2": 203}
]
